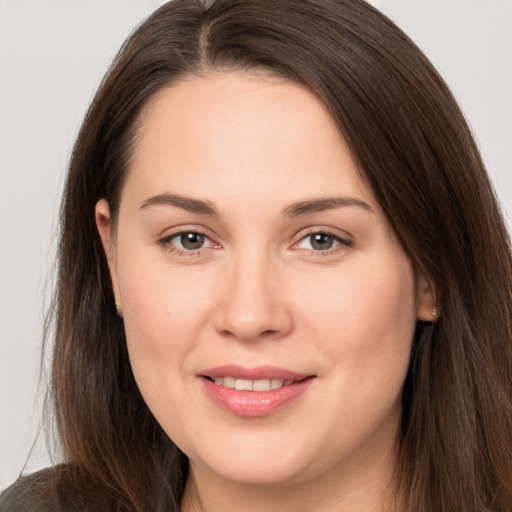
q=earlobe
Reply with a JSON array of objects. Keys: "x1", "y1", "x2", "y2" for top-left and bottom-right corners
[
  {"x1": 416, "y1": 273, "x2": 439, "y2": 322},
  {"x1": 95, "y1": 199, "x2": 122, "y2": 316}
]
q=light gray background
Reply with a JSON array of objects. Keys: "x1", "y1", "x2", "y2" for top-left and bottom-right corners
[{"x1": 1, "y1": 0, "x2": 511, "y2": 490}]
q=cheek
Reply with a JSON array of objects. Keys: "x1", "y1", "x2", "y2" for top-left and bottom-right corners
[
  {"x1": 300, "y1": 250, "x2": 416, "y2": 344},
  {"x1": 286, "y1": 253, "x2": 416, "y2": 464},
  {"x1": 121, "y1": 269, "x2": 215, "y2": 356},
  {"x1": 115, "y1": 244, "x2": 217, "y2": 393},
  {"x1": 117, "y1": 263, "x2": 218, "y2": 439},
  {"x1": 297, "y1": 250, "x2": 417, "y2": 402}
]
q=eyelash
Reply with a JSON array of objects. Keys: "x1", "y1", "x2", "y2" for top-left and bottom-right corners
[
  {"x1": 292, "y1": 230, "x2": 353, "y2": 256},
  {"x1": 157, "y1": 231, "x2": 218, "y2": 257},
  {"x1": 157, "y1": 229, "x2": 353, "y2": 257}
]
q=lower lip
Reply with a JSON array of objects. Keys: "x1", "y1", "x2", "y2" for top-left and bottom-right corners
[{"x1": 200, "y1": 377, "x2": 314, "y2": 417}]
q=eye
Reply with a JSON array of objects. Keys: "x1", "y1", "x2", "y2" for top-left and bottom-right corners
[
  {"x1": 177, "y1": 232, "x2": 207, "y2": 250},
  {"x1": 294, "y1": 232, "x2": 351, "y2": 252},
  {"x1": 161, "y1": 231, "x2": 215, "y2": 252}
]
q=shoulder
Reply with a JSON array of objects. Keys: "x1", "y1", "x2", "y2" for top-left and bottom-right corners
[
  {"x1": 0, "y1": 467, "x2": 60, "y2": 512},
  {"x1": 0, "y1": 465, "x2": 104, "y2": 512}
]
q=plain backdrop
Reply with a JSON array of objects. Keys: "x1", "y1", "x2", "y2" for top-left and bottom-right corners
[{"x1": 1, "y1": 0, "x2": 511, "y2": 490}]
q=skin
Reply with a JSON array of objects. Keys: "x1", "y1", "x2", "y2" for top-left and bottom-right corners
[{"x1": 96, "y1": 72, "x2": 435, "y2": 512}]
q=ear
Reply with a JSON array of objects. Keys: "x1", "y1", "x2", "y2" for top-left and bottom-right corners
[
  {"x1": 416, "y1": 272, "x2": 438, "y2": 322},
  {"x1": 95, "y1": 199, "x2": 122, "y2": 315}
]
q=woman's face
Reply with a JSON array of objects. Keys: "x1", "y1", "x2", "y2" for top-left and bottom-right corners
[{"x1": 96, "y1": 73, "x2": 433, "y2": 488}]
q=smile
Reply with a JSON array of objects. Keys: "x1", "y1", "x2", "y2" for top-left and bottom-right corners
[
  {"x1": 198, "y1": 365, "x2": 315, "y2": 416},
  {"x1": 208, "y1": 376, "x2": 297, "y2": 391}
]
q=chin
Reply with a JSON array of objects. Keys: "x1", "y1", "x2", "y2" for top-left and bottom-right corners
[
  {"x1": 185, "y1": 432, "x2": 319, "y2": 486},
  {"x1": 197, "y1": 457, "x2": 310, "y2": 487},
  {"x1": 190, "y1": 436, "x2": 340, "y2": 487}
]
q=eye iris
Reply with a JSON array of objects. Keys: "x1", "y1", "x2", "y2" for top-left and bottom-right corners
[
  {"x1": 311, "y1": 233, "x2": 334, "y2": 250},
  {"x1": 180, "y1": 233, "x2": 204, "y2": 250}
]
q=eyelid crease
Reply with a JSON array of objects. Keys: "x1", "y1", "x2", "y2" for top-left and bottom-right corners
[
  {"x1": 157, "y1": 230, "x2": 217, "y2": 247},
  {"x1": 155, "y1": 222, "x2": 218, "y2": 242},
  {"x1": 292, "y1": 225, "x2": 354, "y2": 243}
]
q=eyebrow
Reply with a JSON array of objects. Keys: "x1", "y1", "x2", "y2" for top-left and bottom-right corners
[
  {"x1": 283, "y1": 197, "x2": 373, "y2": 216},
  {"x1": 139, "y1": 193, "x2": 373, "y2": 217},
  {"x1": 140, "y1": 193, "x2": 219, "y2": 215}
]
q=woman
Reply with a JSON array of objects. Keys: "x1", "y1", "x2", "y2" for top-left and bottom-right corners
[{"x1": 1, "y1": 0, "x2": 511, "y2": 510}]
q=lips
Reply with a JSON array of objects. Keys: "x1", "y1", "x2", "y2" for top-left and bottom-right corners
[
  {"x1": 198, "y1": 365, "x2": 315, "y2": 416},
  {"x1": 199, "y1": 364, "x2": 310, "y2": 381}
]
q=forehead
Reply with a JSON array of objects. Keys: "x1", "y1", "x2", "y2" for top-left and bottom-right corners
[{"x1": 123, "y1": 72, "x2": 372, "y2": 207}]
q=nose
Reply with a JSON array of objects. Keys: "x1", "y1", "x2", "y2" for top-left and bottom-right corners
[{"x1": 213, "y1": 251, "x2": 293, "y2": 342}]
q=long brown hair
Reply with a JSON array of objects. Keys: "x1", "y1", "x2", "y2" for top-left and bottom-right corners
[{"x1": 40, "y1": 0, "x2": 512, "y2": 510}]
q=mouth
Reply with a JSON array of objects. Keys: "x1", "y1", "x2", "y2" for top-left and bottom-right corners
[
  {"x1": 202, "y1": 375, "x2": 309, "y2": 392},
  {"x1": 198, "y1": 365, "x2": 316, "y2": 416}
]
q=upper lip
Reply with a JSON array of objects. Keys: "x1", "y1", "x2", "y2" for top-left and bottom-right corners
[{"x1": 198, "y1": 364, "x2": 313, "y2": 381}]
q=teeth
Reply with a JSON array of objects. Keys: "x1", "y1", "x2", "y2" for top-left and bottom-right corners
[
  {"x1": 253, "y1": 379, "x2": 271, "y2": 391},
  {"x1": 271, "y1": 379, "x2": 284, "y2": 389},
  {"x1": 223, "y1": 376, "x2": 236, "y2": 388},
  {"x1": 212, "y1": 376, "x2": 293, "y2": 391},
  {"x1": 234, "y1": 378, "x2": 253, "y2": 391}
]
